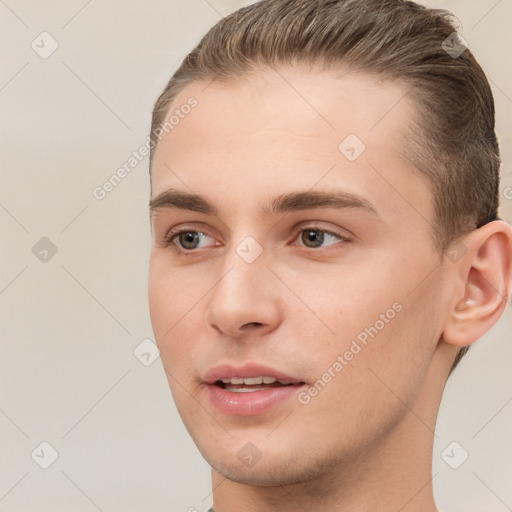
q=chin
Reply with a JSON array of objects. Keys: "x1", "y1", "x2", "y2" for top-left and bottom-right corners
[
  {"x1": 203, "y1": 443, "x2": 332, "y2": 488},
  {"x1": 216, "y1": 466, "x2": 287, "y2": 487},
  {"x1": 213, "y1": 462, "x2": 310, "y2": 487}
]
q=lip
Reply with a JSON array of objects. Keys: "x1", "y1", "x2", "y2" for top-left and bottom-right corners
[
  {"x1": 203, "y1": 363, "x2": 303, "y2": 384},
  {"x1": 203, "y1": 362, "x2": 306, "y2": 416}
]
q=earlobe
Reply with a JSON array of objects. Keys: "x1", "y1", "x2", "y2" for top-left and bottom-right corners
[{"x1": 442, "y1": 221, "x2": 512, "y2": 348}]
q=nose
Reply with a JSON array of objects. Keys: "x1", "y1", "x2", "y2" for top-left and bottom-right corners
[{"x1": 205, "y1": 248, "x2": 283, "y2": 339}]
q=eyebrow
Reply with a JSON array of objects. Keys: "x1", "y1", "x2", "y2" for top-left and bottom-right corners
[{"x1": 149, "y1": 188, "x2": 379, "y2": 217}]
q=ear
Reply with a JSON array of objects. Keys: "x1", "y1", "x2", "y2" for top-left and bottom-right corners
[{"x1": 442, "y1": 220, "x2": 512, "y2": 348}]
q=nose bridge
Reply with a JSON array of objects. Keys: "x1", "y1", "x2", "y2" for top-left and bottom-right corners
[
  {"x1": 217, "y1": 232, "x2": 268, "y2": 292},
  {"x1": 214, "y1": 239, "x2": 268, "y2": 308},
  {"x1": 206, "y1": 236, "x2": 281, "y2": 335}
]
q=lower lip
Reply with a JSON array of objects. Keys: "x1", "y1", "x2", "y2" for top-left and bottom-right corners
[{"x1": 205, "y1": 383, "x2": 304, "y2": 416}]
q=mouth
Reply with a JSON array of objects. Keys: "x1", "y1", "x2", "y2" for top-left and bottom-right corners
[
  {"x1": 214, "y1": 376, "x2": 302, "y2": 393},
  {"x1": 203, "y1": 363, "x2": 306, "y2": 416}
]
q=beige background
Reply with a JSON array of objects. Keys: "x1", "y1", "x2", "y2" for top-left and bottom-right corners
[{"x1": 0, "y1": 1, "x2": 511, "y2": 510}]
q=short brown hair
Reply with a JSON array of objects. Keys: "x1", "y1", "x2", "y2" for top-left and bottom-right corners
[{"x1": 150, "y1": 0, "x2": 501, "y2": 371}]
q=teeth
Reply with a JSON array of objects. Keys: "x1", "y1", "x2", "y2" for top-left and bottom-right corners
[
  {"x1": 220, "y1": 376, "x2": 280, "y2": 385},
  {"x1": 228, "y1": 387, "x2": 267, "y2": 393},
  {"x1": 243, "y1": 376, "x2": 263, "y2": 385}
]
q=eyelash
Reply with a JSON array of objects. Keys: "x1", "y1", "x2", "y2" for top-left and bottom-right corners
[{"x1": 162, "y1": 226, "x2": 350, "y2": 256}]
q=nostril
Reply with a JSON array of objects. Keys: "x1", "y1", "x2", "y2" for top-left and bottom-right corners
[{"x1": 241, "y1": 322, "x2": 264, "y2": 329}]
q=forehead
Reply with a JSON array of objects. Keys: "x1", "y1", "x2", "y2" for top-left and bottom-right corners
[
  {"x1": 160, "y1": 65, "x2": 414, "y2": 139},
  {"x1": 150, "y1": 65, "x2": 432, "y2": 229}
]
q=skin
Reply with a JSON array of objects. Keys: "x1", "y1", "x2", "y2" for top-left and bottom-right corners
[{"x1": 148, "y1": 65, "x2": 512, "y2": 512}]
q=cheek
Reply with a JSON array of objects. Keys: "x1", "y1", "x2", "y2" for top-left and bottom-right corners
[
  {"x1": 148, "y1": 256, "x2": 204, "y2": 370},
  {"x1": 330, "y1": 294, "x2": 438, "y2": 429},
  {"x1": 284, "y1": 263, "x2": 401, "y2": 351},
  {"x1": 289, "y1": 256, "x2": 441, "y2": 397},
  {"x1": 148, "y1": 252, "x2": 209, "y2": 331},
  {"x1": 148, "y1": 267, "x2": 207, "y2": 419},
  {"x1": 148, "y1": 260, "x2": 173, "y2": 342}
]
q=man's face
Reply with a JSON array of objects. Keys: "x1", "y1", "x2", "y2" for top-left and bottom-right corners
[{"x1": 148, "y1": 66, "x2": 450, "y2": 485}]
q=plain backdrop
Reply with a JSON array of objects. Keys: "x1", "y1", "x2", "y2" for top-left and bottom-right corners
[{"x1": 0, "y1": 1, "x2": 511, "y2": 511}]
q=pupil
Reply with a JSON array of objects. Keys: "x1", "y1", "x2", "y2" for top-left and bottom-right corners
[
  {"x1": 302, "y1": 230, "x2": 324, "y2": 248},
  {"x1": 179, "y1": 231, "x2": 199, "y2": 249}
]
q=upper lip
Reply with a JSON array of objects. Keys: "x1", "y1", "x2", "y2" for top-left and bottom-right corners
[{"x1": 203, "y1": 363, "x2": 304, "y2": 385}]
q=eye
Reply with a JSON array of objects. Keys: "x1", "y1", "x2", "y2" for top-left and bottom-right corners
[
  {"x1": 165, "y1": 229, "x2": 218, "y2": 253},
  {"x1": 296, "y1": 228, "x2": 346, "y2": 249},
  {"x1": 161, "y1": 226, "x2": 348, "y2": 255}
]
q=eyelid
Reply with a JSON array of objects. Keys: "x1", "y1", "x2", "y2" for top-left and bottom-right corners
[
  {"x1": 162, "y1": 220, "x2": 220, "y2": 242},
  {"x1": 293, "y1": 220, "x2": 355, "y2": 239}
]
